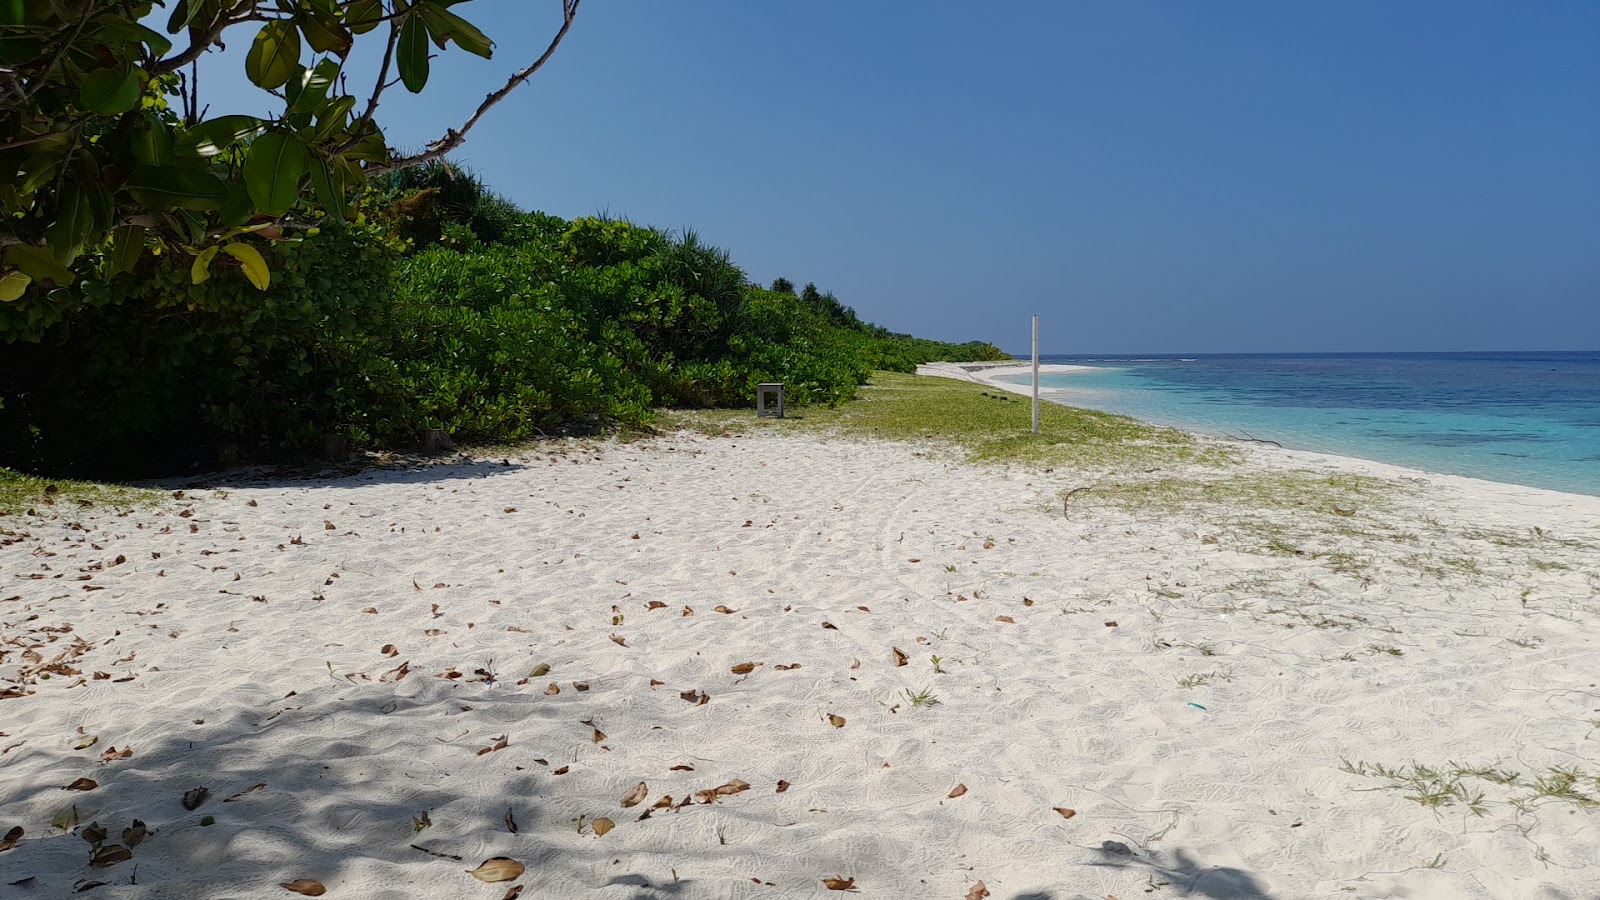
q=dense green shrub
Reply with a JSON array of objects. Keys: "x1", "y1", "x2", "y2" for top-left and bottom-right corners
[
  {"x1": 0, "y1": 189, "x2": 1006, "y2": 478},
  {"x1": 0, "y1": 224, "x2": 400, "y2": 476}
]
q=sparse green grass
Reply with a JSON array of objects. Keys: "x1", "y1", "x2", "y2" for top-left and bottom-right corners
[
  {"x1": 1176, "y1": 672, "x2": 1221, "y2": 689},
  {"x1": 902, "y1": 687, "x2": 941, "y2": 708},
  {"x1": 1366, "y1": 644, "x2": 1404, "y2": 657},
  {"x1": 658, "y1": 372, "x2": 1236, "y2": 475},
  {"x1": 0, "y1": 468, "x2": 159, "y2": 516},
  {"x1": 1075, "y1": 470, "x2": 1403, "y2": 521},
  {"x1": 1341, "y1": 758, "x2": 1599, "y2": 819}
]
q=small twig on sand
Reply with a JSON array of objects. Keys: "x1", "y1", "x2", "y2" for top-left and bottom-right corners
[
  {"x1": 411, "y1": 844, "x2": 464, "y2": 860},
  {"x1": 1063, "y1": 487, "x2": 1090, "y2": 515},
  {"x1": 1223, "y1": 431, "x2": 1282, "y2": 449}
]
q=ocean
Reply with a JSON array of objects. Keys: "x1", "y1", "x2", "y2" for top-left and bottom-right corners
[{"x1": 995, "y1": 352, "x2": 1600, "y2": 497}]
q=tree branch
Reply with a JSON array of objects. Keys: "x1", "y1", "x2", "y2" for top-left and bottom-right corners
[
  {"x1": 18, "y1": 3, "x2": 94, "y2": 103},
  {"x1": 349, "y1": 16, "x2": 403, "y2": 143},
  {"x1": 369, "y1": 0, "x2": 581, "y2": 176},
  {"x1": 152, "y1": 7, "x2": 271, "y2": 77}
]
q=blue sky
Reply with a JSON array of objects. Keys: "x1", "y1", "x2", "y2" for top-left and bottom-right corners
[{"x1": 199, "y1": 1, "x2": 1600, "y2": 353}]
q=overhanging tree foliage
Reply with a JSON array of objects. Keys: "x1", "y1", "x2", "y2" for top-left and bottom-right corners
[{"x1": 0, "y1": 0, "x2": 580, "y2": 299}]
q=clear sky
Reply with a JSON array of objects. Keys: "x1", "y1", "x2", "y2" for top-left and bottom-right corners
[{"x1": 199, "y1": 1, "x2": 1600, "y2": 354}]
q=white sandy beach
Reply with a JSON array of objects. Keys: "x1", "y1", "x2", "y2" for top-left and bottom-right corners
[{"x1": 3, "y1": 398, "x2": 1599, "y2": 898}]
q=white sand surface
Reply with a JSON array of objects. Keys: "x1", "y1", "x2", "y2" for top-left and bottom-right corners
[{"x1": 2, "y1": 424, "x2": 1599, "y2": 899}]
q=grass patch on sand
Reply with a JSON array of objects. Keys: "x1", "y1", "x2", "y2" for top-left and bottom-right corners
[
  {"x1": 1341, "y1": 758, "x2": 1599, "y2": 817},
  {"x1": 0, "y1": 468, "x2": 159, "y2": 516},
  {"x1": 659, "y1": 371, "x2": 1236, "y2": 474}
]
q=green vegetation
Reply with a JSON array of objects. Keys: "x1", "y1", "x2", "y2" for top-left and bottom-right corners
[
  {"x1": 0, "y1": 468, "x2": 158, "y2": 515},
  {"x1": 0, "y1": 1, "x2": 576, "y2": 294},
  {"x1": 0, "y1": 163, "x2": 1005, "y2": 478},
  {"x1": 663, "y1": 371, "x2": 1225, "y2": 474},
  {"x1": 1340, "y1": 758, "x2": 1599, "y2": 818}
]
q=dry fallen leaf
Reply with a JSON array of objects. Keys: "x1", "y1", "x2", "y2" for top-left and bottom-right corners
[
  {"x1": 892, "y1": 647, "x2": 908, "y2": 667},
  {"x1": 500, "y1": 886, "x2": 525, "y2": 900},
  {"x1": 776, "y1": 780, "x2": 790, "y2": 793},
  {"x1": 694, "y1": 779, "x2": 752, "y2": 804},
  {"x1": 100, "y1": 745, "x2": 133, "y2": 762},
  {"x1": 730, "y1": 661, "x2": 760, "y2": 675},
  {"x1": 81, "y1": 823, "x2": 107, "y2": 844},
  {"x1": 1104, "y1": 621, "x2": 1118, "y2": 628},
  {"x1": 0, "y1": 826, "x2": 20, "y2": 852},
  {"x1": 827, "y1": 714, "x2": 846, "y2": 728},
  {"x1": 948, "y1": 784, "x2": 968, "y2": 798},
  {"x1": 591, "y1": 727, "x2": 607, "y2": 743},
  {"x1": 966, "y1": 881, "x2": 990, "y2": 900},
  {"x1": 820, "y1": 622, "x2": 837, "y2": 630},
  {"x1": 413, "y1": 811, "x2": 431, "y2": 832},
  {"x1": 182, "y1": 787, "x2": 209, "y2": 810},
  {"x1": 621, "y1": 782, "x2": 649, "y2": 808},
  {"x1": 545, "y1": 683, "x2": 560, "y2": 696},
  {"x1": 223, "y1": 783, "x2": 266, "y2": 802},
  {"x1": 645, "y1": 601, "x2": 667, "y2": 610},
  {"x1": 504, "y1": 807, "x2": 518, "y2": 833},
  {"x1": 466, "y1": 857, "x2": 526, "y2": 883},
  {"x1": 122, "y1": 820, "x2": 146, "y2": 848},
  {"x1": 591, "y1": 817, "x2": 615, "y2": 837},
  {"x1": 64, "y1": 778, "x2": 98, "y2": 791},
  {"x1": 51, "y1": 805, "x2": 78, "y2": 831},
  {"x1": 609, "y1": 635, "x2": 627, "y2": 647},
  {"x1": 1053, "y1": 807, "x2": 1077, "y2": 819},
  {"x1": 280, "y1": 879, "x2": 327, "y2": 896},
  {"x1": 362, "y1": 607, "x2": 379, "y2": 614},
  {"x1": 91, "y1": 845, "x2": 133, "y2": 867},
  {"x1": 822, "y1": 876, "x2": 857, "y2": 891},
  {"x1": 73, "y1": 735, "x2": 98, "y2": 750},
  {"x1": 527, "y1": 663, "x2": 551, "y2": 678},
  {"x1": 994, "y1": 615, "x2": 1015, "y2": 624},
  {"x1": 381, "y1": 644, "x2": 398, "y2": 657},
  {"x1": 714, "y1": 605, "x2": 737, "y2": 614}
]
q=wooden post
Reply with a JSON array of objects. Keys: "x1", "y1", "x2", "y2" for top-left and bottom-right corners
[{"x1": 1031, "y1": 315, "x2": 1040, "y2": 434}]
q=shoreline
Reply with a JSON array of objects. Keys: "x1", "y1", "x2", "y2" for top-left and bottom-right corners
[{"x1": 920, "y1": 360, "x2": 1600, "y2": 508}]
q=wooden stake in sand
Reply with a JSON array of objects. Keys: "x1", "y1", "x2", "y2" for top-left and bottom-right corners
[{"x1": 1031, "y1": 314, "x2": 1040, "y2": 435}]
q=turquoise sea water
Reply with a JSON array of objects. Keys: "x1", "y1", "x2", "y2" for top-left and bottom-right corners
[{"x1": 996, "y1": 352, "x2": 1600, "y2": 496}]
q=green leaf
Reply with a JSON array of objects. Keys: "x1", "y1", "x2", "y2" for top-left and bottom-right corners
[
  {"x1": 298, "y1": 8, "x2": 352, "y2": 56},
  {"x1": 123, "y1": 165, "x2": 229, "y2": 211},
  {"x1": 131, "y1": 116, "x2": 175, "y2": 166},
  {"x1": 220, "y1": 242, "x2": 270, "y2": 290},
  {"x1": 191, "y1": 245, "x2": 219, "y2": 285},
  {"x1": 309, "y1": 155, "x2": 346, "y2": 221},
  {"x1": 0, "y1": 270, "x2": 30, "y2": 302},
  {"x1": 245, "y1": 20, "x2": 301, "y2": 90},
  {"x1": 45, "y1": 184, "x2": 93, "y2": 260},
  {"x1": 220, "y1": 176, "x2": 256, "y2": 227},
  {"x1": 179, "y1": 115, "x2": 267, "y2": 157},
  {"x1": 79, "y1": 66, "x2": 141, "y2": 115},
  {"x1": 311, "y1": 95, "x2": 356, "y2": 141},
  {"x1": 288, "y1": 58, "x2": 340, "y2": 116},
  {"x1": 3, "y1": 243, "x2": 75, "y2": 285},
  {"x1": 244, "y1": 133, "x2": 309, "y2": 217},
  {"x1": 397, "y1": 15, "x2": 430, "y2": 93},
  {"x1": 346, "y1": 0, "x2": 383, "y2": 34},
  {"x1": 418, "y1": 2, "x2": 493, "y2": 58},
  {"x1": 107, "y1": 224, "x2": 145, "y2": 276},
  {"x1": 131, "y1": 22, "x2": 173, "y2": 59}
]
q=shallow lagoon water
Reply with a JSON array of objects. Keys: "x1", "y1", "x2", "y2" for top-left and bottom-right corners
[{"x1": 998, "y1": 352, "x2": 1600, "y2": 496}]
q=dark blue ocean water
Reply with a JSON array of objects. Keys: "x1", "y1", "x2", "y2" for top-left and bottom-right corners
[{"x1": 997, "y1": 352, "x2": 1600, "y2": 496}]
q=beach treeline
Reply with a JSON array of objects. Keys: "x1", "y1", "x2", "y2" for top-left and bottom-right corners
[{"x1": 0, "y1": 164, "x2": 1005, "y2": 477}]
